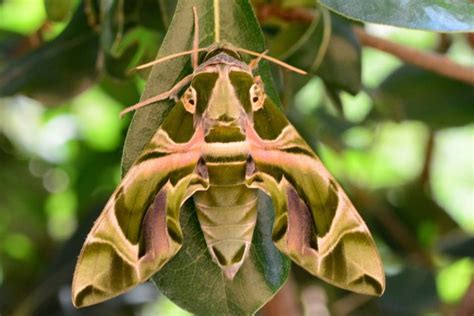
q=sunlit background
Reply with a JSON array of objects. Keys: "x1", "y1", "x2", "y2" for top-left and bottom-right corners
[{"x1": 0, "y1": 1, "x2": 472, "y2": 315}]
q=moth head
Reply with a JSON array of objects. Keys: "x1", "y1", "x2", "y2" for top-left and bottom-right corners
[
  {"x1": 182, "y1": 86, "x2": 197, "y2": 113},
  {"x1": 250, "y1": 76, "x2": 264, "y2": 111},
  {"x1": 203, "y1": 41, "x2": 242, "y2": 62}
]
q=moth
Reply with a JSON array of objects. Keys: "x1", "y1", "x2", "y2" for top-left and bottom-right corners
[{"x1": 72, "y1": 8, "x2": 385, "y2": 308}]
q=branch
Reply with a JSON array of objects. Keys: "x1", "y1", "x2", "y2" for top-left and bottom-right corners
[
  {"x1": 419, "y1": 131, "x2": 435, "y2": 186},
  {"x1": 353, "y1": 28, "x2": 474, "y2": 86},
  {"x1": 255, "y1": 4, "x2": 474, "y2": 86}
]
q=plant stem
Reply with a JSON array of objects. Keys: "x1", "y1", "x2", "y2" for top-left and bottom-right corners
[{"x1": 353, "y1": 28, "x2": 474, "y2": 85}]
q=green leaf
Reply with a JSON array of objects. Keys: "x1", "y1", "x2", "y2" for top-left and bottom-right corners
[
  {"x1": 122, "y1": 0, "x2": 289, "y2": 314},
  {"x1": 0, "y1": 29, "x2": 27, "y2": 64},
  {"x1": 288, "y1": 78, "x2": 354, "y2": 151},
  {"x1": 100, "y1": 0, "x2": 164, "y2": 55},
  {"x1": 438, "y1": 233, "x2": 474, "y2": 258},
  {"x1": 0, "y1": 1, "x2": 100, "y2": 105},
  {"x1": 371, "y1": 65, "x2": 474, "y2": 129},
  {"x1": 266, "y1": 6, "x2": 329, "y2": 74},
  {"x1": 100, "y1": 0, "x2": 125, "y2": 56},
  {"x1": 261, "y1": 6, "x2": 361, "y2": 99},
  {"x1": 0, "y1": 0, "x2": 46, "y2": 34},
  {"x1": 380, "y1": 181, "x2": 458, "y2": 251},
  {"x1": 319, "y1": 0, "x2": 474, "y2": 32},
  {"x1": 436, "y1": 258, "x2": 473, "y2": 304},
  {"x1": 288, "y1": 106, "x2": 354, "y2": 151},
  {"x1": 379, "y1": 266, "x2": 439, "y2": 315},
  {"x1": 317, "y1": 14, "x2": 361, "y2": 95},
  {"x1": 99, "y1": 0, "x2": 166, "y2": 79},
  {"x1": 44, "y1": 0, "x2": 75, "y2": 22}
]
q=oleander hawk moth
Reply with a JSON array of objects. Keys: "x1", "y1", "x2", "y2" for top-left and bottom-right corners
[{"x1": 72, "y1": 27, "x2": 385, "y2": 309}]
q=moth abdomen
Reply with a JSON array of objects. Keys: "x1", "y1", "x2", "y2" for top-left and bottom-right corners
[{"x1": 193, "y1": 182, "x2": 258, "y2": 279}]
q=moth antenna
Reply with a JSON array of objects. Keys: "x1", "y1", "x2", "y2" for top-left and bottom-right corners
[
  {"x1": 192, "y1": 6, "x2": 200, "y2": 69},
  {"x1": 236, "y1": 47, "x2": 307, "y2": 75},
  {"x1": 134, "y1": 48, "x2": 208, "y2": 71},
  {"x1": 135, "y1": 7, "x2": 201, "y2": 72},
  {"x1": 214, "y1": 0, "x2": 220, "y2": 42},
  {"x1": 120, "y1": 74, "x2": 193, "y2": 117}
]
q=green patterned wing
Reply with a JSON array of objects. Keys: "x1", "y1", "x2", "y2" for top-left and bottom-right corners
[
  {"x1": 245, "y1": 97, "x2": 385, "y2": 296},
  {"x1": 72, "y1": 102, "x2": 208, "y2": 307}
]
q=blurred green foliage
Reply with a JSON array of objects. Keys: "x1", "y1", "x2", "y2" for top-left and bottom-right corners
[{"x1": 0, "y1": 0, "x2": 473, "y2": 315}]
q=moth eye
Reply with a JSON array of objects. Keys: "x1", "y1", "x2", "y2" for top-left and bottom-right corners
[
  {"x1": 250, "y1": 84, "x2": 263, "y2": 111},
  {"x1": 183, "y1": 87, "x2": 197, "y2": 113}
]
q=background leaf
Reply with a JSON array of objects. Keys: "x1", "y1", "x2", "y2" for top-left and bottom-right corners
[
  {"x1": 377, "y1": 266, "x2": 439, "y2": 316},
  {"x1": 317, "y1": 14, "x2": 361, "y2": 95},
  {"x1": 319, "y1": 0, "x2": 474, "y2": 32},
  {"x1": 371, "y1": 65, "x2": 474, "y2": 129},
  {"x1": 100, "y1": 0, "x2": 166, "y2": 79},
  {"x1": 0, "y1": 1, "x2": 100, "y2": 105},
  {"x1": 44, "y1": 0, "x2": 76, "y2": 22}
]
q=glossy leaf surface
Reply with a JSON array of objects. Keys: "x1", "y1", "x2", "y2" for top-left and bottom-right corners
[
  {"x1": 320, "y1": 0, "x2": 474, "y2": 32},
  {"x1": 372, "y1": 65, "x2": 474, "y2": 129}
]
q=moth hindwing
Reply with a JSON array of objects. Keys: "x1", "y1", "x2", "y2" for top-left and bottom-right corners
[{"x1": 72, "y1": 43, "x2": 385, "y2": 308}]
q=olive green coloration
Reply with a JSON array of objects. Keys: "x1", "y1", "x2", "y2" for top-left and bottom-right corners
[{"x1": 72, "y1": 44, "x2": 385, "y2": 308}]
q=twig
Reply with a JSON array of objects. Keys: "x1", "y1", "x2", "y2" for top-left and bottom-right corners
[
  {"x1": 354, "y1": 28, "x2": 474, "y2": 85},
  {"x1": 419, "y1": 131, "x2": 435, "y2": 186},
  {"x1": 255, "y1": 5, "x2": 474, "y2": 86},
  {"x1": 7, "y1": 22, "x2": 50, "y2": 59}
]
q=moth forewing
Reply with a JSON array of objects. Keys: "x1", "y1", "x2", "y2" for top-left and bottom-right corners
[
  {"x1": 245, "y1": 97, "x2": 385, "y2": 296},
  {"x1": 71, "y1": 102, "x2": 208, "y2": 307}
]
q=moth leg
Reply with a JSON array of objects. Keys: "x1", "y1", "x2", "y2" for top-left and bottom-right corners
[{"x1": 120, "y1": 74, "x2": 193, "y2": 116}]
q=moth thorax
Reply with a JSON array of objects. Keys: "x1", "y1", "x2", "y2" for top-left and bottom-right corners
[
  {"x1": 193, "y1": 185, "x2": 258, "y2": 279},
  {"x1": 204, "y1": 69, "x2": 243, "y2": 125}
]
